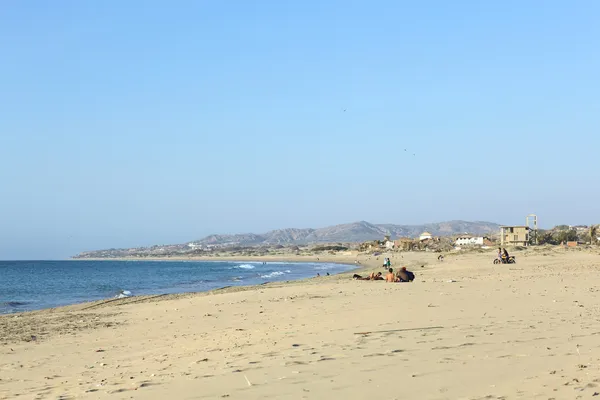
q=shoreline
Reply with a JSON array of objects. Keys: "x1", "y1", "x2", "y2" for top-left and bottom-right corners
[
  {"x1": 68, "y1": 253, "x2": 363, "y2": 263},
  {"x1": 1, "y1": 255, "x2": 375, "y2": 316}
]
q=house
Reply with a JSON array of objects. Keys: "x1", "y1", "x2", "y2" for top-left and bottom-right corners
[
  {"x1": 454, "y1": 236, "x2": 490, "y2": 246},
  {"x1": 385, "y1": 240, "x2": 395, "y2": 250},
  {"x1": 419, "y1": 232, "x2": 433, "y2": 241},
  {"x1": 500, "y1": 226, "x2": 530, "y2": 246}
]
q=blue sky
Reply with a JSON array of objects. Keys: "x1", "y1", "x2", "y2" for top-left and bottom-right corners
[{"x1": 1, "y1": 1, "x2": 598, "y2": 259}]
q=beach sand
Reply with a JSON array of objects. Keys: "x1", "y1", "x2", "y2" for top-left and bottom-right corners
[{"x1": 2, "y1": 248, "x2": 600, "y2": 399}]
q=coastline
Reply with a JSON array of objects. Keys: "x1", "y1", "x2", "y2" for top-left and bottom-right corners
[
  {"x1": 0, "y1": 249, "x2": 492, "y2": 319},
  {"x1": 1, "y1": 255, "x2": 369, "y2": 316},
  {"x1": 3, "y1": 248, "x2": 600, "y2": 399},
  {"x1": 69, "y1": 252, "x2": 364, "y2": 265}
]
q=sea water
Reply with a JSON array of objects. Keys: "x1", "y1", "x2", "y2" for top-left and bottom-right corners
[{"x1": 0, "y1": 260, "x2": 353, "y2": 314}]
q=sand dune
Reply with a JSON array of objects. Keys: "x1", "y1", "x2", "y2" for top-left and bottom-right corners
[{"x1": 2, "y1": 249, "x2": 600, "y2": 399}]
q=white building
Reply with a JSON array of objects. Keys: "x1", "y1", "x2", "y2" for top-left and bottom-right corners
[
  {"x1": 385, "y1": 240, "x2": 395, "y2": 249},
  {"x1": 419, "y1": 232, "x2": 433, "y2": 241},
  {"x1": 454, "y1": 236, "x2": 488, "y2": 246}
]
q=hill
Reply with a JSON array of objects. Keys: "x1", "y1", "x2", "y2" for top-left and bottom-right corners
[
  {"x1": 73, "y1": 220, "x2": 501, "y2": 258},
  {"x1": 188, "y1": 220, "x2": 501, "y2": 247}
]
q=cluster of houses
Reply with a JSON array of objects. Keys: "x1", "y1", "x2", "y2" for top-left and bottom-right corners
[
  {"x1": 362, "y1": 231, "x2": 499, "y2": 252},
  {"x1": 359, "y1": 218, "x2": 598, "y2": 253}
]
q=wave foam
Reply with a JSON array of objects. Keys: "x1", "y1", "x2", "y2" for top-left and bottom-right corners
[
  {"x1": 314, "y1": 264, "x2": 340, "y2": 270},
  {"x1": 260, "y1": 270, "x2": 291, "y2": 279},
  {"x1": 233, "y1": 264, "x2": 255, "y2": 270},
  {"x1": 115, "y1": 290, "x2": 132, "y2": 299}
]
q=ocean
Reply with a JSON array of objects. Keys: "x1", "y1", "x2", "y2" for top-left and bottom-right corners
[{"x1": 0, "y1": 260, "x2": 354, "y2": 314}]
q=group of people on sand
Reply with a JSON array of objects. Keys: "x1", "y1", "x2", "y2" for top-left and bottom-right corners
[{"x1": 353, "y1": 266, "x2": 414, "y2": 283}]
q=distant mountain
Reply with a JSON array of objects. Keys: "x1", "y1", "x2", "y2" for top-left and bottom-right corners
[
  {"x1": 187, "y1": 220, "x2": 501, "y2": 247},
  {"x1": 73, "y1": 220, "x2": 501, "y2": 258}
]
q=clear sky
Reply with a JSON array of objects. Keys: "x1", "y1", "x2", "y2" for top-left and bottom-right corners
[{"x1": 1, "y1": 1, "x2": 598, "y2": 259}]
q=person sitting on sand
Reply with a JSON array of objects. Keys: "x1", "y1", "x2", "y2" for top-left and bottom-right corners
[
  {"x1": 396, "y1": 267, "x2": 415, "y2": 282},
  {"x1": 386, "y1": 268, "x2": 396, "y2": 282},
  {"x1": 369, "y1": 271, "x2": 384, "y2": 280},
  {"x1": 353, "y1": 272, "x2": 383, "y2": 281},
  {"x1": 372, "y1": 272, "x2": 384, "y2": 281}
]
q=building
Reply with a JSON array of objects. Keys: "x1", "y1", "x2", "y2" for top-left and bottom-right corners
[
  {"x1": 419, "y1": 232, "x2": 433, "y2": 241},
  {"x1": 384, "y1": 240, "x2": 395, "y2": 250},
  {"x1": 454, "y1": 236, "x2": 490, "y2": 246},
  {"x1": 500, "y1": 226, "x2": 530, "y2": 246}
]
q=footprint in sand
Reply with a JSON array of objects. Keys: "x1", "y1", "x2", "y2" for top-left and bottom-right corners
[{"x1": 317, "y1": 357, "x2": 335, "y2": 362}]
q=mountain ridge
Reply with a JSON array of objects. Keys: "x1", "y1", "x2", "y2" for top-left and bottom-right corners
[
  {"x1": 187, "y1": 220, "x2": 501, "y2": 246},
  {"x1": 73, "y1": 220, "x2": 501, "y2": 258}
]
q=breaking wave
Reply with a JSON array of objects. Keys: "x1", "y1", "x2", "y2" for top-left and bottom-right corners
[
  {"x1": 115, "y1": 290, "x2": 132, "y2": 299},
  {"x1": 233, "y1": 264, "x2": 255, "y2": 270},
  {"x1": 260, "y1": 270, "x2": 291, "y2": 279}
]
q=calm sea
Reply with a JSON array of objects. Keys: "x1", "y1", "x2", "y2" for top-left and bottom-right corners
[{"x1": 0, "y1": 260, "x2": 353, "y2": 314}]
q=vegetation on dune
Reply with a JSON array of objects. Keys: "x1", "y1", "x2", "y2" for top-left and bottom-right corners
[{"x1": 537, "y1": 226, "x2": 585, "y2": 245}]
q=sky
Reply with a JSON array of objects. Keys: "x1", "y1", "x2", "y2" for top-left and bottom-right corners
[{"x1": 1, "y1": 1, "x2": 599, "y2": 259}]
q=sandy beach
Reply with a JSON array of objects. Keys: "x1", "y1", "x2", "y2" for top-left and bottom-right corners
[{"x1": 2, "y1": 248, "x2": 600, "y2": 399}]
